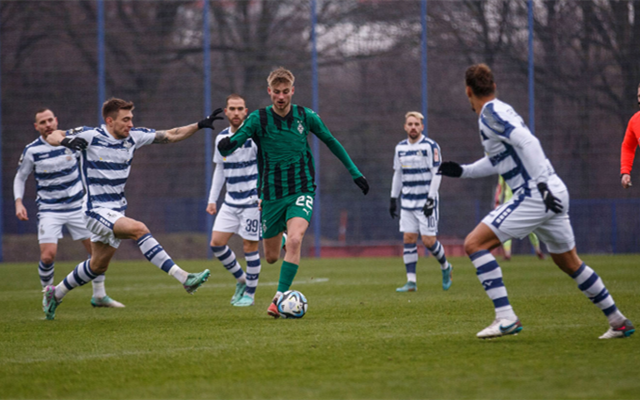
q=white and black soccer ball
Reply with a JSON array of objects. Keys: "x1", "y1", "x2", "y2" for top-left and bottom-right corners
[{"x1": 276, "y1": 290, "x2": 308, "y2": 319}]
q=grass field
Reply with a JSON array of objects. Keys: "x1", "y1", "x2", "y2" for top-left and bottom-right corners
[{"x1": 1, "y1": 254, "x2": 639, "y2": 399}]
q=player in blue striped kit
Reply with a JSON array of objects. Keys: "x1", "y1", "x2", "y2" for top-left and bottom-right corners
[
  {"x1": 40, "y1": 98, "x2": 220, "y2": 320},
  {"x1": 389, "y1": 111, "x2": 452, "y2": 293},
  {"x1": 207, "y1": 94, "x2": 261, "y2": 307},
  {"x1": 441, "y1": 64, "x2": 634, "y2": 339},
  {"x1": 14, "y1": 108, "x2": 123, "y2": 308}
]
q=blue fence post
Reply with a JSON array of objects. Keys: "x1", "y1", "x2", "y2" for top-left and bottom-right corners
[
  {"x1": 97, "y1": 0, "x2": 106, "y2": 124},
  {"x1": 527, "y1": 0, "x2": 535, "y2": 135},
  {"x1": 203, "y1": 0, "x2": 213, "y2": 257},
  {"x1": 421, "y1": 0, "x2": 428, "y2": 135},
  {"x1": 311, "y1": 0, "x2": 321, "y2": 258},
  {"x1": 0, "y1": 8, "x2": 4, "y2": 262}
]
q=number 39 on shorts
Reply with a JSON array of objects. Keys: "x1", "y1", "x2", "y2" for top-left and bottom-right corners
[{"x1": 295, "y1": 195, "x2": 314, "y2": 213}]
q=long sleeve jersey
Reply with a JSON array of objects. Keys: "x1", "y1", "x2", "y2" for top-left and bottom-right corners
[{"x1": 620, "y1": 111, "x2": 640, "y2": 175}]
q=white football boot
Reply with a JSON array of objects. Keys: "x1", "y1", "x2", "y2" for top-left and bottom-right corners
[{"x1": 477, "y1": 318, "x2": 522, "y2": 339}]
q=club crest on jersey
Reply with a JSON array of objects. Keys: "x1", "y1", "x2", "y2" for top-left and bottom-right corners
[{"x1": 297, "y1": 121, "x2": 304, "y2": 134}]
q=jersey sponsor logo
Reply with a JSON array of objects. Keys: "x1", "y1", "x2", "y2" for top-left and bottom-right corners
[{"x1": 433, "y1": 148, "x2": 440, "y2": 162}]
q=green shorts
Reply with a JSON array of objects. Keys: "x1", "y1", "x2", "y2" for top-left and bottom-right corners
[{"x1": 261, "y1": 193, "x2": 315, "y2": 239}]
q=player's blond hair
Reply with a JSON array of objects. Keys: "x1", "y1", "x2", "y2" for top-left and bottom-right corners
[
  {"x1": 404, "y1": 111, "x2": 424, "y2": 124},
  {"x1": 267, "y1": 67, "x2": 295, "y2": 87}
]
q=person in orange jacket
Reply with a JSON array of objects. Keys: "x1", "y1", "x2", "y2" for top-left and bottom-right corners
[{"x1": 620, "y1": 83, "x2": 640, "y2": 189}]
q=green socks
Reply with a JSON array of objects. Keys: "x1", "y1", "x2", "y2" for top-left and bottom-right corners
[{"x1": 277, "y1": 261, "x2": 299, "y2": 293}]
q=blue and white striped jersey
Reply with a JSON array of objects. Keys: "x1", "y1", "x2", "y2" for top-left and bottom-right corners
[
  {"x1": 393, "y1": 135, "x2": 442, "y2": 210},
  {"x1": 477, "y1": 99, "x2": 564, "y2": 196},
  {"x1": 14, "y1": 137, "x2": 84, "y2": 213},
  {"x1": 68, "y1": 125, "x2": 156, "y2": 212},
  {"x1": 213, "y1": 128, "x2": 259, "y2": 207}
]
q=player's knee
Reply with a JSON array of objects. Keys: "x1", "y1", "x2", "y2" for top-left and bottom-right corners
[
  {"x1": 286, "y1": 234, "x2": 302, "y2": 251},
  {"x1": 265, "y1": 252, "x2": 279, "y2": 264},
  {"x1": 40, "y1": 253, "x2": 56, "y2": 265},
  {"x1": 131, "y1": 222, "x2": 150, "y2": 240},
  {"x1": 210, "y1": 237, "x2": 227, "y2": 247},
  {"x1": 464, "y1": 234, "x2": 480, "y2": 256},
  {"x1": 422, "y1": 236, "x2": 437, "y2": 248},
  {"x1": 243, "y1": 240, "x2": 258, "y2": 253},
  {"x1": 89, "y1": 259, "x2": 108, "y2": 275}
]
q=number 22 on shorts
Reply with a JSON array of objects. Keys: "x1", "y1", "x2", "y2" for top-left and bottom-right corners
[{"x1": 295, "y1": 195, "x2": 314, "y2": 216}]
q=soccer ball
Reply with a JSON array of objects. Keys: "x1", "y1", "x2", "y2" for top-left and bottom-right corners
[{"x1": 276, "y1": 290, "x2": 308, "y2": 319}]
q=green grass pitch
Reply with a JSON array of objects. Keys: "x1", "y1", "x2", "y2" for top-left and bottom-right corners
[{"x1": 1, "y1": 254, "x2": 638, "y2": 399}]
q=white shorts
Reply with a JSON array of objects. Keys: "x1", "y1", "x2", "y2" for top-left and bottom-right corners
[
  {"x1": 84, "y1": 207, "x2": 125, "y2": 249},
  {"x1": 212, "y1": 203, "x2": 261, "y2": 241},
  {"x1": 400, "y1": 207, "x2": 438, "y2": 236},
  {"x1": 37, "y1": 209, "x2": 91, "y2": 244},
  {"x1": 482, "y1": 189, "x2": 575, "y2": 254}
]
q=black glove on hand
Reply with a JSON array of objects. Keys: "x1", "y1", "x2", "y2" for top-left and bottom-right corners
[
  {"x1": 354, "y1": 176, "x2": 369, "y2": 195},
  {"x1": 537, "y1": 182, "x2": 563, "y2": 213},
  {"x1": 423, "y1": 198, "x2": 435, "y2": 217},
  {"x1": 217, "y1": 137, "x2": 237, "y2": 153},
  {"x1": 60, "y1": 137, "x2": 88, "y2": 151},
  {"x1": 389, "y1": 198, "x2": 398, "y2": 219},
  {"x1": 439, "y1": 161, "x2": 463, "y2": 177},
  {"x1": 198, "y1": 108, "x2": 224, "y2": 130}
]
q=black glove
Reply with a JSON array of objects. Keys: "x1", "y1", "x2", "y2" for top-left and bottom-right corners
[
  {"x1": 60, "y1": 137, "x2": 88, "y2": 151},
  {"x1": 439, "y1": 161, "x2": 463, "y2": 177},
  {"x1": 423, "y1": 198, "x2": 435, "y2": 217},
  {"x1": 217, "y1": 137, "x2": 237, "y2": 153},
  {"x1": 198, "y1": 108, "x2": 224, "y2": 130},
  {"x1": 389, "y1": 198, "x2": 398, "y2": 219},
  {"x1": 537, "y1": 182, "x2": 563, "y2": 213},
  {"x1": 354, "y1": 176, "x2": 369, "y2": 195}
]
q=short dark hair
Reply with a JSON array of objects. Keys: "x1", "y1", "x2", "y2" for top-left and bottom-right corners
[
  {"x1": 465, "y1": 63, "x2": 496, "y2": 97},
  {"x1": 226, "y1": 94, "x2": 245, "y2": 106},
  {"x1": 34, "y1": 108, "x2": 52, "y2": 121},
  {"x1": 102, "y1": 97, "x2": 134, "y2": 121}
]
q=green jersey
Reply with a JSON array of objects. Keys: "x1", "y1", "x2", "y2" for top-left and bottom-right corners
[{"x1": 220, "y1": 104, "x2": 362, "y2": 201}]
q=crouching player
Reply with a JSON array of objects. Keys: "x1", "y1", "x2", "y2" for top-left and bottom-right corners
[{"x1": 440, "y1": 64, "x2": 634, "y2": 339}]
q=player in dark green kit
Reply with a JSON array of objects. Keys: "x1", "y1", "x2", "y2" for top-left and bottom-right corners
[{"x1": 219, "y1": 67, "x2": 369, "y2": 317}]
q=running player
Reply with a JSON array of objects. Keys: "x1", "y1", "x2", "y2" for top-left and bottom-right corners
[
  {"x1": 14, "y1": 108, "x2": 123, "y2": 308},
  {"x1": 40, "y1": 98, "x2": 220, "y2": 320},
  {"x1": 620, "y1": 82, "x2": 640, "y2": 189},
  {"x1": 439, "y1": 64, "x2": 634, "y2": 339},
  {"x1": 389, "y1": 111, "x2": 452, "y2": 292},
  {"x1": 207, "y1": 94, "x2": 261, "y2": 307},
  {"x1": 218, "y1": 67, "x2": 369, "y2": 318},
  {"x1": 494, "y1": 176, "x2": 544, "y2": 260}
]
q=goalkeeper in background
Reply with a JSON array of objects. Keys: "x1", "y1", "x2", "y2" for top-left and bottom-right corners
[
  {"x1": 218, "y1": 67, "x2": 369, "y2": 318},
  {"x1": 494, "y1": 176, "x2": 544, "y2": 260}
]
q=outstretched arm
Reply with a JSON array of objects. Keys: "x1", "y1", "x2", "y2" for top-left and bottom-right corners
[
  {"x1": 43, "y1": 130, "x2": 88, "y2": 150},
  {"x1": 154, "y1": 108, "x2": 223, "y2": 144},
  {"x1": 308, "y1": 110, "x2": 368, "y2": 193},
  {"x1": 307, "y1": 111, "x2": 360, "y2": 178},
  {"x1": 153, "y1": 124, "x2": 199, "y2": 144}
]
